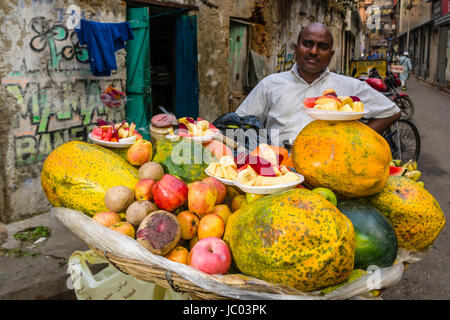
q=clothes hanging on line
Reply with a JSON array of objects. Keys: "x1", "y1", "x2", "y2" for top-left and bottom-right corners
[{"x1": 75, "y1": 19, "x2": 134, "y2": 76}]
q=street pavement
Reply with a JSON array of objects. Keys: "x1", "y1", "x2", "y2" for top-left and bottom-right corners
[{"x1": 382, "y1": 78, "x2": 450, "y2": 300}]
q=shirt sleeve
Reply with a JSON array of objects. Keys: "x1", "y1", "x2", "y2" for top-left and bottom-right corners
[
  {"x1": 354, "y1": 80, "x2": 400, "y2": 119},
  {"x1": 235, "y1": 78, "x2": 270, "y2": 123}
]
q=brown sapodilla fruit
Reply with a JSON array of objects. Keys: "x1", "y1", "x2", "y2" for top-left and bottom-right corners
[
  {"x1": 104, "y1": 185, "x2": 135, "y2": 213},
  {"x1": 126, "y1": 200, "x2": 158, "y2": 226}
]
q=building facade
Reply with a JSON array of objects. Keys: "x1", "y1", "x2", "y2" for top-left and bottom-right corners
[
  {"x1": 0, "y1": 0, "x2": 362, "y2": 223},
  {"x1": 395, "y1": 0, "x2": 449, "y2": 89}
]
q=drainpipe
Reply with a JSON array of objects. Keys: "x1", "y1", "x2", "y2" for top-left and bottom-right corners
[{"x1": 406, "y1": 0, "x2": 413, "y2": 52}]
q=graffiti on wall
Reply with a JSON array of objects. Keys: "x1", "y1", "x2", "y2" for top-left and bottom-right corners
[
  {"x1": 275, "y1": 44, "x2": 294, "y2": 73},
  {"x1": 29, "y1": 16, "x2": 89, "y2": 70},
  {"x1": 2, "y1": 5, "x2": 126, "y2": 167}
]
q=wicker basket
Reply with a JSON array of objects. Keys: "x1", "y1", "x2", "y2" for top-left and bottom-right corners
[
  {"x1": 53, "y1": 207, "x2": 416, "y2": 300},
  {"x1": 88, "y1": 245, "x2": 231, "y2": 300}
]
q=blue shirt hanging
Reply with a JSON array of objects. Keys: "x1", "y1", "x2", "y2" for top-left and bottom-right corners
[{"x1": 75, "y1": 19, "x2": 134, "y2": 76}]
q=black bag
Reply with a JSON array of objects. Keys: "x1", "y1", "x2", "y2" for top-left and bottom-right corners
[{"x1": 212, "y1": 113, "x2": 271, "y2": 157}]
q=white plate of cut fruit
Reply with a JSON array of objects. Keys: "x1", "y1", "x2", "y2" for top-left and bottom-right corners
[
  {"x1": 233, "y1": 166, "x2": 304, "y2": 195},
  {"x1": 88, "y1": 120, "x2": 141, "y2": 148},
  {"x1": 206, "y1": 153, "x2": 305, "y2": 193},
  {"x1": 205, "y1": 155, "x2": 237, "y2": 186},
  {"x1": 303, "y1": 89, "x2": 369, "y2": 121},
  {"x1": 88, "y1": 134, "x2": 136, "y2": 148},
  {"x1": 166, "y1": 117, "x2": 220, "y2": 142}
]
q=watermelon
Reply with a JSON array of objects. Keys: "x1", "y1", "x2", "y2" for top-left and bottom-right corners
[
  {"x1": 337, "y1": 199, "x2": 398, "y2": 269},
  {"x1": 389, "y1": 166, "x2": 406, "y2": 176},
  {"x1": 152, "y1": 139, "x2": 217, "y2": 184}
]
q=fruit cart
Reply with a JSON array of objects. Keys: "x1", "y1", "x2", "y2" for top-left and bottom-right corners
[{"x1": 44, "y1": 101, "x2": 445, "y2": 300}]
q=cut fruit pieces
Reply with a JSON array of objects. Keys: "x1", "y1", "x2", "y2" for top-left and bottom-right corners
[
  {"x1": 352, "y1": 101, "x2": 364, "y2": 112},
  {"x1": 338, "y1": 104, "x2": 353, "y2": 112},
  {"x1": 236, "y1": 166, "x2": 258, "y2": 186},
  {"x1": 389, "y1": 166, "x2": 406, "y2": 176}
]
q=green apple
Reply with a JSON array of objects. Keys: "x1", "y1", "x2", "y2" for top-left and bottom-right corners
[{"x1": 312, "y1": 187, "x2": 338, "y2": 206}]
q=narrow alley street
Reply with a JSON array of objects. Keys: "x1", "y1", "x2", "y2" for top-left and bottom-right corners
[{"x1": 382, "y1": 78, "x2": 450, "y2": 299}]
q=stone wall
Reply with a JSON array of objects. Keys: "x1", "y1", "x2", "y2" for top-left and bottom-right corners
[{"x1": 0, "y1": 0, "x2": 127, "y2": 222}]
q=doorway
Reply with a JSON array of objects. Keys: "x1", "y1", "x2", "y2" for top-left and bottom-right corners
[
  {"x1": 149, "y1": 8, "x2": 176, "y2": 117},
  {"x1": 125, "y1": 3, "x2": 199, "y2": 139}
]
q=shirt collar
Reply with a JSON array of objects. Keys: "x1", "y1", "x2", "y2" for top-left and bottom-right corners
[{"x1": 291, "y1": 63, "x2": 330, "y2": 85}]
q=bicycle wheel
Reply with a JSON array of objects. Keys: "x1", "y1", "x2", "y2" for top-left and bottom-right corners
[
  {"x1": 398, "y1": 96, "x2": 415, "y2": 120},
  {"x1": 391, "y1": 120, "x2": 421, "y2": 162}
]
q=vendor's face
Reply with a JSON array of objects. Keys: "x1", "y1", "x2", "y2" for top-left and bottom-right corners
[{"x1": 295, "y1": 27, "x2": 335, "y2": 76}]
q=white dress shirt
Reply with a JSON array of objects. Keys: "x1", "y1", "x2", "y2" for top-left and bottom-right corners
[{"x1": 235, "y1": 63, "x2": 400, "y2": 146}]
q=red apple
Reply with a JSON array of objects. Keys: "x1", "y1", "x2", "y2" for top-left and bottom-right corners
[
  {"x1": 197, "y1": 213, "x2": 225, "y2": 239},
  {"x1": 177, "y1": 210, "x2": 200, "y2": 240},
  {"x1": 110, "y1": 221, "x2": 136, "y2": 238},
  {"x1": 188, "y1": 237, "x2": 231, "y2": 275},
  {"x1": 165, "y1": 246, "x2": 189, "y2": 265},
  {"x1": 188, "y1": 181, "x2": 217, "y2": 217},
  {"x1": 202, "y1": 177, "x2": 227, "y2": 205},
  {"x1": 152, "y1": 174, "x2": 188, "y2": 212},
  {"x1": 135, "y1": 179, "x2": 156, "y2": 201},
  {"x1": 93, "y1": 211, "x2": 121, "y2": 227},
  {"x1": 127, "y1": 139, "x2": 152, "y2": 166}
]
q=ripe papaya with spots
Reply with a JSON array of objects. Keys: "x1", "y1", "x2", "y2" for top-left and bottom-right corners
[
  {"x1": 292, "y1": 120, "x2": 392, "y2": 198},
  {"x1": 368, "y1": 176, "x2": 445, "y2": 250},
  {"x1": 223, "y1": 188, "x2": 355, "y2": 292}
]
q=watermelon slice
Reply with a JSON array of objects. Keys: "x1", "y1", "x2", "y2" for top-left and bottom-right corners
[
  {"x1": 103, "y1": 127, "x2": 113, "y2": 141},
  {"x1": 389, "y1": 166, "x2": 406, "y2": 176},
  {"x1": 303, "y1": 97, "x2": 318, "y2": 108},
  {"x1": 91, "y1": 127, "x2": 103, "y2": 140}
]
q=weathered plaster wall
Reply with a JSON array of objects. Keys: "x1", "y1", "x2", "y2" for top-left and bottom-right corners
[
  {"x1": 195, "y1": 0, "x2": 255, "y2": 119},
  {"x1": 0, "y1": 0, "x2": 127, "y2": 223},
  {"x1": 268, "y1": 0, "x2": 346, "y2": 75}
]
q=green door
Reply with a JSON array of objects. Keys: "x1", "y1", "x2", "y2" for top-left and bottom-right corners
[{"x1": 126, "y1": 7, "x2": 151, "y2": 140}]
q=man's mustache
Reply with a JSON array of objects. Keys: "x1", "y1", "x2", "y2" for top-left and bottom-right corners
[{"x1": 305, "y1": 55, "x2": 319, "y2": 61}]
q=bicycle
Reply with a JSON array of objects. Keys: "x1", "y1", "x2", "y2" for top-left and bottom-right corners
[{"x1": 382, "y1": 119, "x2": 421, "y2": 162}]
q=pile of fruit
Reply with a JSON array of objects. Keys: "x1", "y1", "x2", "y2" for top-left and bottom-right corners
[
  {"x1": 90, "y1": 119, "x2": 142, "y2": 142},
  {"x1": 168, "y1": 117, "x2": 219, "y2": 138},
  {"x1": 303, "y1": 89, "x2": 365, "y2": 112},
  {"x1": 41, "y1": 112, "x2": 445, "y2": 297}
]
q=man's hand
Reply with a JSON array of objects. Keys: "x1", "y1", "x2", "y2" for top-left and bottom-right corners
[{"x1": 367, "y1": 112, "x2": 401, "y2": 134}]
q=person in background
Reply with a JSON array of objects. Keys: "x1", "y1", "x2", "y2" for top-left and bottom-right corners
[
  {"x1": 235, "y1": 22, "x2": 401, "y2": 145},
  {"x1": 372, "y1": 51, "x2": 379, "y2": 60},
  {"x1": 398, "y1": 51, "x2": 413, "y2": 90}
]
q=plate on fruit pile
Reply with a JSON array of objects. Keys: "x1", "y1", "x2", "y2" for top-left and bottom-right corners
[
  {"x1": 88, "y1": 120, "x2": 141, "y2": 148},
  {"x1": 166, "y1": 117, "x2": 220, "y2": 142},
  {"x1": 232, "y1": 151, "x2": 305, "y2": 194},
  {"x1": 205, "y1": 155, "x2": 238, "y2": 186},
  {"x1": 234, "y1": 172, "x2": 304, "y2": 195},
  {"x1": 303, "y1": 89, "x2": 369, "y2": 121},
  {"x1": 304, "y1": 108, "x2": 369, "y2": 121},
  {"x1": 88, "y1": 134, "x2": 136, "y2": 148},
  {"x1": 204, "y1": 170, "x2": 235, "y2": 186}
]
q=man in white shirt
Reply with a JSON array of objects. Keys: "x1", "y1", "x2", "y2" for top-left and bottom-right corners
[{"x1": 236, "y1": 22, "x2": 401, "y2": 146}]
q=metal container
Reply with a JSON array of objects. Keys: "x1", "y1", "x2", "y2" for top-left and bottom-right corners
[{"x1": 283, "y1": 139, "x2": 295, "y2": 156}]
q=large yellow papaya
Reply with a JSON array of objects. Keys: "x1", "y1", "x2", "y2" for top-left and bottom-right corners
[
  {"x1": 223, "y1": 188, "x2": 355, "y2": 292},
  {"x1": 292, "y1": 120, "x2": 392, "y2": 198},
  {"x1": 41, "y1": 141, "x2": 138, "y2": 216},
  {"x1": 368, "y1": 176, "x2": 445, "y2": 250}
]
